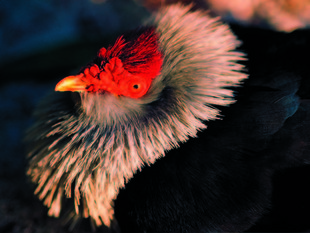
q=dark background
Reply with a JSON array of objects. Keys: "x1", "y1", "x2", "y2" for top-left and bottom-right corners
[{"x1": 0, "y1": 1, "x2": 149, "y2": 232}]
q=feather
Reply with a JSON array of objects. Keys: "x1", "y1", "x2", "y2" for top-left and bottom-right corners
[
  {"x1": 25, "y1": 3, "x2": 310, "y2": 232},
  {"x1": 25, "y1": 4, "x2": 246, "y2": 228}
]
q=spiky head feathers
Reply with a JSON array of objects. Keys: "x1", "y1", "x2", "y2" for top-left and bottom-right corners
[
  {"x1": 26, "y1": 4, "x2": 247, "y2": 228},
  {"x1": 56, "y1": 27, "x2": 163, "y2": 99}
]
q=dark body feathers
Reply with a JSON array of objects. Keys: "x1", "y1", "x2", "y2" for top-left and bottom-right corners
[
  {"x1": 25, "y1": 5, "x2": 310, "y2": 233},
  {"x1": 114, "y1": 25, "x2": 310, "y2": 232}
]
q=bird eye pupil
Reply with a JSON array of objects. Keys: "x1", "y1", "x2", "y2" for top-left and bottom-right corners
[{"x1": 133, "y1": 84, "x2": 139, "y2": 89}]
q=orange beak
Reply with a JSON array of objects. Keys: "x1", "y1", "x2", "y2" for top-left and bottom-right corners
[{"x1": 55, "y1": 74, "x2": 88, "y2": 92}]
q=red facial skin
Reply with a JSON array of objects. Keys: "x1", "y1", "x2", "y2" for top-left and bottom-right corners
[{"x1": 55, "y1": 28, "x2": 163, "y2": 99}]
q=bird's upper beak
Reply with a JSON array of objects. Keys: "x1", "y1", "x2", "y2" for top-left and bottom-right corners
[{"x1": 55, "y1": 74, "x2": 87, "y2": 92}]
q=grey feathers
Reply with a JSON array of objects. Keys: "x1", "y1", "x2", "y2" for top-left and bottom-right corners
[{"x1": 25, "y1": 4, "x2": 247, "y2": 227}]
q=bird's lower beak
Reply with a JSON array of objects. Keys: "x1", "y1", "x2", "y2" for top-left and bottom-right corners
[{"x1": 55, "y1": 74, "x2": 87, "y2": 92}]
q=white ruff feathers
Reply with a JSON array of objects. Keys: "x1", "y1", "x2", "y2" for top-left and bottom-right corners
[{"x1": 26, "y1": 4, "x2": 247, "y2": 228}]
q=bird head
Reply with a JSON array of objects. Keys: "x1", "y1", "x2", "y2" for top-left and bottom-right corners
[
  {"x1": 55, "y1": 27, "x2": 163, "y2": 99},
  {"x1": 26, "y1": 4, "x2": 247, "y2": 228}
]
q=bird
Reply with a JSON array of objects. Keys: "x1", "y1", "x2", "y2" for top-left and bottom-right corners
[{"x1": 25, "y1": 3, "x2": 310, "y2": 232}]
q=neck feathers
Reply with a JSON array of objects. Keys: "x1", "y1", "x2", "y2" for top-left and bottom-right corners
[{"x1": 26, "y1": 4, "x2": 247, "y2": 228}]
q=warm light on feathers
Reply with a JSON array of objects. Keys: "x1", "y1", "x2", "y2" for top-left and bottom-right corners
[{"x1": 26, "y1": 4, "x2": 247, "y2": 228}]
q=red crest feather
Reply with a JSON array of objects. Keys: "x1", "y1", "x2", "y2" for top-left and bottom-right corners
[
  {"x1": 98, "y1": 27, "x2": 163, "y2": 82},
  {"x1": 56, "y1": 27, "x2": 164, "y2": 98}
]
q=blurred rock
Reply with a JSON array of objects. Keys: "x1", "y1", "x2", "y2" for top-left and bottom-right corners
[
  {"x1": 207, "y1": 0, "x2": 310, "y2": 32},
  {"x1": 137, "y1": 0, "x2": 310, "y2": 31}
]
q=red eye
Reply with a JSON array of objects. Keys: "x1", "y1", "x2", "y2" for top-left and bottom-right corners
[
  {"x1": 118, "y1": 76, "x2": 151, "y2": 98},
  {"x1": 130, "y1": 83, "x2": 141, "y2": 92}
]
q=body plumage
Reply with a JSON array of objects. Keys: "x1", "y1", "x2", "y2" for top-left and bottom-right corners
[{"x1": 25, "y1": 4, "x2": 310, "y2": 232}]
